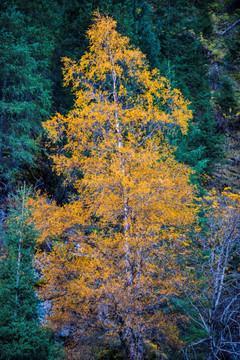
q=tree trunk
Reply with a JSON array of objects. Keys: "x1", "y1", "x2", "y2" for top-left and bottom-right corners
[
  {"x1": 207, "y1": 327, "x2": 217, "y2": 360},
  {"x1": 110, "y1": 51, "x2": 133, "y2": 285},
  {"x1": 14, "y1": 182, "x2": 26, "y2": 318},
  {"x1": 0, "y1": 79, "x2": 7, "y2": 166},
  {"x1": 119, "y1": 326, "x2": 144, "y2": 360}
]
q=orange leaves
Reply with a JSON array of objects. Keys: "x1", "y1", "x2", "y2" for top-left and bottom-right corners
[
  {"x1": 29, "y1": 196, "x2": 86, "y2": 244},
  {"x1": 33, "y1": 14, "x2": 198, "y2": 355},
  {"x1": 50, "y1": 14, "x2": 191, "y2": 158}
]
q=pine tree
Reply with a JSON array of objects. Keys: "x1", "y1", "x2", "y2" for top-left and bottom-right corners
[
  {"x1": 0, "y1": 186, "x2": 62, "y2": 360},
  {"x1": 0, "y1": 2, "x2": 54, "y2": 182},
  {"x1": 151, "y1": 0, "x2": 223, "y2": 176}
]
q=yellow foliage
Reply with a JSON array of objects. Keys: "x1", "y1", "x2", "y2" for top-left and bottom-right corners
[{"x1": 32, "y1": 14, "x2": 196, "y2": 353}]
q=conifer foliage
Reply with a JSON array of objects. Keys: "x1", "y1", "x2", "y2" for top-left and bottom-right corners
[
  {"x1": 0, "y1": 187, "x2": 61, "y2": 360},
  {"x1": 0, "y1": 1, "x2": 54, "y2": 182},
  {"x1": 32, "y1": 14, "x2": 196, "y2": 359}
]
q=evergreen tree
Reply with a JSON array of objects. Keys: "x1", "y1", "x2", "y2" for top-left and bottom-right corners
[
  {"x1": 0, "y1": 186, "x2": 62, "y2": 360},
  {"x1": 151, "y1": 0, "x2": 223, "y2": 175},
  {"x1": 0, "y1": 2, "x2": 55, "y2": 182}
]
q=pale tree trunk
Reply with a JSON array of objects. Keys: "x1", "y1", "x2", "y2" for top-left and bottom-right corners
[
  {"x1": 119, "y1": 326, "x2": 144, "y2": 360},
  {"x1": 14, "y1": 182, "x2": 26, "y2": 318},
  {"x1": 110, "y1": 48, "x2": 144, "y2": 359},
  {"x1": 110, "y1": 51, "x2": 133, "y2": 285},
  {"x1": 0, "y1": 79, "x2": 7, "y2": 166},
  {"x1": 207, "y1": 323, "x2": 217, "y2": 360}
]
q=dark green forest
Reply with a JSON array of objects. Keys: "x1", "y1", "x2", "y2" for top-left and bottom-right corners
[{"x1": 0, "y1": 1, "x2": 239, "y2": 359}]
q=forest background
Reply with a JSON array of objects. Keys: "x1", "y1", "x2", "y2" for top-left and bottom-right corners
[{"x1": 0, "y1": 0, "x2": 240, "y2": 359}]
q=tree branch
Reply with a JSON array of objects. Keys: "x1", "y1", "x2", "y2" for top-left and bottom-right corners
[{"x1": 221, "y1": 19, "x2": 240, "y2": 36}]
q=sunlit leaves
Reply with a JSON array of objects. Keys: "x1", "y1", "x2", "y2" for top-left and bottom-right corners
[{"x1": 33, "y1": 14, "x2": 196, "y2": 357}]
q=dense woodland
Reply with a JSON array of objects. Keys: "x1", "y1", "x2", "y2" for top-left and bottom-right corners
[{"x1": 0, "y1": 1, "x2": 240, "y2": 359}]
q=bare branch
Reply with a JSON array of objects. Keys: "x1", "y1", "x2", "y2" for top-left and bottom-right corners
[{"x1": 221, "y1": 19, "x2": 240, "y2": 36}]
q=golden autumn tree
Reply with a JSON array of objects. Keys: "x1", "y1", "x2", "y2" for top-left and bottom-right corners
[{"x1": 32, "y1": 14, "x2": 196, "y2": 360}]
